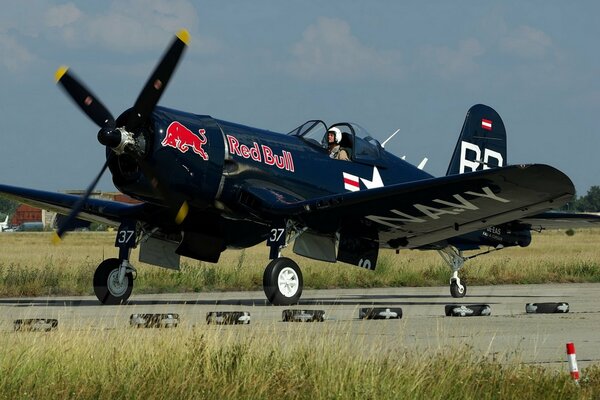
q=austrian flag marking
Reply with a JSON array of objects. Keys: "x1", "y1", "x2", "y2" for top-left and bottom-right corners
[
  {"x1": 481, "y1": 119, "x2": 492, "y2": 131},
  {"x1": 343, "y1": 172, "x2": 360, "y2": 192}
]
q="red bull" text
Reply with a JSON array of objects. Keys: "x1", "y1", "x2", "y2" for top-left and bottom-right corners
[
  {"x1": 161, "y1": 121, "x2": 209, "y2": 160},
  {"x1": 226, "y1": 135, "x2": 294, "y2": 172}
]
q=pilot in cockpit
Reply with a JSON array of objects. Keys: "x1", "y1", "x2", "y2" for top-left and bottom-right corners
[{"x1": 326, "y1": 127, "x2": 350, "y2": 161}]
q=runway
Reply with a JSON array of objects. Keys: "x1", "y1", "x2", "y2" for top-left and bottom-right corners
[{"x1": 1, "y1": 283, "x2": 599, "y2": 369}]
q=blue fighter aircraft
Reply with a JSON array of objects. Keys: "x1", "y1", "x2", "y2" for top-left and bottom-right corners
[{"x1": 0, "y1": 30, "x2": 593, "y2": 305}]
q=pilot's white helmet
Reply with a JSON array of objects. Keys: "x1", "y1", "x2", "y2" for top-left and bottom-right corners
[{"x1": 328, "y1": 127, "x2": 342, "y2": 144}]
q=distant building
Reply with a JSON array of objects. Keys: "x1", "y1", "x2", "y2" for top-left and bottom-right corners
[
  {"x1": 11, "y1": 204, "x2": 42, "y2": 226},
  {"x1": 110, "y1": 193, "x2": 141, "y2": 204}
]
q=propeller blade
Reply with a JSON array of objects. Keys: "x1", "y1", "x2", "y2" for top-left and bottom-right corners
[
  {"x1": 126, "y1": 29, "x2": 191, "y2": 224},
  {"x1": 52, "y1": 156, "x2": 112, "y2": 243},
  {"x1": 55, "y1": 66, "x2": 115, "y2": 129},
  {"x1": 126, "y1": 29, "x2": 190, "y2": 131}
]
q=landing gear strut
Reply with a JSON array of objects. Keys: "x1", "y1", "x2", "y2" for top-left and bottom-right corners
[{"x1": 438, "y1": 247, "x2": 467, "y2": 298}]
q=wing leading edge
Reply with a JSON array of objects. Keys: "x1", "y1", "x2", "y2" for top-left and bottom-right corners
[{"x1": 0, "y1": 184, "x2": 147, "y2": 227}]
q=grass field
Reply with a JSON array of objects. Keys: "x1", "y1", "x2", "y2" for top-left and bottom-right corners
[
  {"x1": 1, "y1": 230, "x2": 599, "y2": 398},
  {"x1": 0, "y1": 229, "x2": 599, "y2": 297},
  {"x1": 1, "y1": 325, "x2": 598, "y2": 399}
]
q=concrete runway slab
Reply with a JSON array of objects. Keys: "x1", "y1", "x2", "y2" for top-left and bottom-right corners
[{"x1": 1, "y1": 283, "x2": 599, "y2": 369}]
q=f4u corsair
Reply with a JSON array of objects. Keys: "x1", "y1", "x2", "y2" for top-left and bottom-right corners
[{"x1": 0, "y1": 30, "x2": 590, "y2": 305}]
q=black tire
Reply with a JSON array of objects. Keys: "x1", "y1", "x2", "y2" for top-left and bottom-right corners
[
  {"x1": 525, "y1": 302, "x2": 569, "y2": 314},
  {"x1": 14, "y1": 318, "x2": 58, "y2": 332},
  {"x1": 359, "y1": 307, "x2": 402, "y2": 320},
  {"x1": 130, "y1": 313, "x2": 179, "y2": 328},
  {"x1": 450, "y1": 279, "x2": 467, "y2": 298},
  {"x1": 206, "y1": 311, "x2": 251, "y2": 325},
  {"x1": 93, "y1": 258, "x2": 133, "y2": 305},
  {"x1": 263, "y1": 257, "x2": 303, "y2": 305},
  {"x1": 282, "y1": 309, "x2": 325, "y2": 322},
  {"x1": 445, "y1": 304, "x2": 491, "y2": 317}
]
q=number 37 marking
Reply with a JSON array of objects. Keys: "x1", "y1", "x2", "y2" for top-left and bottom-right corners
[
  {"x1": 268, "y1": 228, "x2": 285, "y2": 245},
  {"x1": 117, "y1": 230, "x2": 135, "y2": 245}
]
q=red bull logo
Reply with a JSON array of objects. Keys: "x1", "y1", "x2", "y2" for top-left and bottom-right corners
[{"x1": 161, "y1": 121, "x2": 209, "y2": 160}]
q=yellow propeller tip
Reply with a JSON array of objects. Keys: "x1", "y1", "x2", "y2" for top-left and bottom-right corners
[
  {"x1": 54, "y1": 66, "x2": 69, "y2": 83},
  {"x1": 175, "y1": 201, "x2": 189, "y2": 225},
  {"x1": 176, "y1": 29, "x2": 190, "y2": 46},
  {"x1": 51, "y1": 232, "x2": 62, "y2": 245}
]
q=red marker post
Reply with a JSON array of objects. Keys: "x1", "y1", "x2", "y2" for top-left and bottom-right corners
[{"x1": 566, "y1": 342, "x2": 580, "y2": 384}]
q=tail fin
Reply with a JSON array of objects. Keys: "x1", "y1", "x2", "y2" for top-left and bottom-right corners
[{"x1": 446, "y1": 104, "x2": 506, "y2": 175}]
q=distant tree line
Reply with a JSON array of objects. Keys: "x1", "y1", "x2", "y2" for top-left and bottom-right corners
[
  {"x1": 562, "y1": 186, "x2": 600, "y2": 212},
  {"x1": 0, "y1": 198, "x2": 18, "y2": 219}
]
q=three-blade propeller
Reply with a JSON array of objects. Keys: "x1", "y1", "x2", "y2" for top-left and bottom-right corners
[{"x1": 53, "y1": 29, "x2": 191, "y2": 242}]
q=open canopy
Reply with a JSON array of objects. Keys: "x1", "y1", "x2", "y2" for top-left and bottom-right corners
[{"x1": 288, "y1": 120, "x2": 383, "y2": 164}]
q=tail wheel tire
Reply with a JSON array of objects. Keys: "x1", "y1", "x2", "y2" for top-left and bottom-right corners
[
  {"x1": 450, "y1": 279, "x2": 467, "y2": 298},
  {"x1": 93, "y1": 258, "x2": 133, "y2": 305},
  {"x1": 263, "y1": 257, "x2": 303, "y2": 305}
]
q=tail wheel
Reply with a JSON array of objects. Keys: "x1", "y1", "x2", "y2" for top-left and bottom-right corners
[
  {"x1": 450, "y1": 279, "x2": 467, "y2": 298},
  {"x1": 93, "y1": 258, "x2": 133, "y2": 305},
  {"x1": 263, "y1": 257, "x2": 303, "y2": 305}
]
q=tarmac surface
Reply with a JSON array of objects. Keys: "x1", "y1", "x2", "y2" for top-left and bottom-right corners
[{"x1": 1, "y1": 283, "x2": 599, "y2": 369}]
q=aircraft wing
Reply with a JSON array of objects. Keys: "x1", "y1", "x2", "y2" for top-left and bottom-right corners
[
  {"x1": 0, "y1": 184, "x2": 152, "y2": 227},
  {"x1": 518, "y1": 211, "x2": 600, "y2": 230},
  {"x1": 256, "y1": 164, "x2": 575, "y2": 249}
]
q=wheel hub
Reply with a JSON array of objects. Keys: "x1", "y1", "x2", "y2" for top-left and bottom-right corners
[
  {"x1": 107, "y1": 269, "x2": 129, "y2": 297},
  {"x1": 277, "y1": 267, "x2": 299, "y2": 298}
]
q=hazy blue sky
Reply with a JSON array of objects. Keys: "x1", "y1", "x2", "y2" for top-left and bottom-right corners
[{"x1": 0, "y1": 1, "x2": 598, "y2": 196}]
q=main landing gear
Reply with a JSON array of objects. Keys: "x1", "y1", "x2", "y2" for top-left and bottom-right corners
[
  {"x1": 263, "y1": 223, "x2": 305, "y2": 305},
  {"x1": 93, "y1": 221, "x2": 137, "y2": 305},
  {"x1": 438, "y1": 247, "x2": 467, "y2": 298}
]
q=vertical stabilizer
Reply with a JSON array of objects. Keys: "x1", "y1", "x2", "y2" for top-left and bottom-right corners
[{"x1": 446, "y1": 104, "x2": 507, "y2": 176}]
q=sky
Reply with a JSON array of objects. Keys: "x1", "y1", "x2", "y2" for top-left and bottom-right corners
[{"x1": 0, "y1": 1, "x2": 598, "y2": 196}]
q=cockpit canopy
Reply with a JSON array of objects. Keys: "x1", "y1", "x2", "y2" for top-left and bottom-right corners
[{"x1": 288, "y1": 120, "x2": 383, "y2": 165}]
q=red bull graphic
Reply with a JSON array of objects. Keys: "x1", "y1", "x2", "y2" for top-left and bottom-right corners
[
  {"x1": 226, "y1": 134, "x2": 294, "y2": 172},
  {"x1": 161, "y1": 121, "x2": 209, "y2": 160}
]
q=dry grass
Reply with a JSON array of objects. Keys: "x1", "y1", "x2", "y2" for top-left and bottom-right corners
[
  {"x1": 0, "y1": 229, "x2": 599, "y2": 297},
  {"x1": 0, "y1": 325, "x2": 595, "y2": 399}
]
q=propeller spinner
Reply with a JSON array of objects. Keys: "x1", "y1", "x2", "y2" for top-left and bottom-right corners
[{"x1": 53, "y1": 29, "x2": 191, "y2": 242}]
